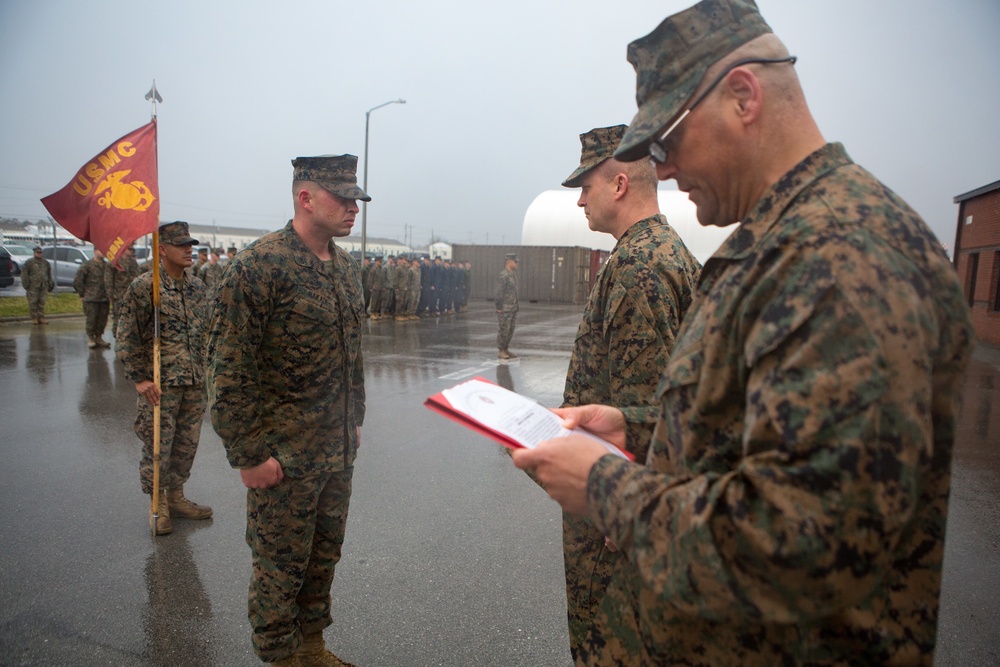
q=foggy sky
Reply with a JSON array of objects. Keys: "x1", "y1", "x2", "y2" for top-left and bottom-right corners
[{"x1": 1, "y1": 0, "x2": 998, "y2": 251}]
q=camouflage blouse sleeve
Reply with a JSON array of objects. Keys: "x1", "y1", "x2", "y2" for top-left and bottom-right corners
[
  {"x1": 206, "y1": 259, "x2": 270, "y2": 469},
  {"x1": 114, "y1": 276, "x2": 153, "y2": 383},
  {"x1": 586, "y1": 271, "x2": 901, "y2": 622}
]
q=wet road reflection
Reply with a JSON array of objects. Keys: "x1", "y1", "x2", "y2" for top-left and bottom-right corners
[{"x1": 0, "y1": 305, "x2": 997, "y2": 666}]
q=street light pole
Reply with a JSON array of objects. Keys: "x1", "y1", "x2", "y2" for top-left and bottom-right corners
[{"x1": 361, "y1": 98, "x2": 405, "y2": 263}]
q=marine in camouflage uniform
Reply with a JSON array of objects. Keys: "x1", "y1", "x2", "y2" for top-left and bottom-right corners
[
  {"x1": 207, "y1": 155, "x2": 367, "y2": 667},
  {"x1": 558, "y1": 124, "x2": 701, "y2": 660},
  {"x1": 494, "y1": 254, "x2": 518, "y2": 359},
  {"x1": 405, "y1": 257, "x2": 421, "y2": 319},
  {"x1": 116, "y1": 221, "x2": 213, "y2": 537},
  {"x1": 379, "y1": 257, "x2": 396, "y2": 318},
  {"x1": 20, "y1": 247, "x2": 54, "y2": 324},
  {"x1": 74, "y1": 248, "x2": 111, "y2": 348},
  {"x1": 513, "y1": 2, "x2": 975, "y2": 665},
  {"x1": 198, "y1": 248, "x2": 226, "y2": 293},
  {"x1": 392, "y1": 256, "x2": 411, "y2": 321},
  {"x1": 368, "y1": 257, "x2": 384, "y2": 317},
  {"x1": 104, "y1": 245, "x2": 140, "y2": 338}
]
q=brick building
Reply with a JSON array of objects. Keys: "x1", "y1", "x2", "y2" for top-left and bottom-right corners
[{"x1": 954, "y1": 179, "x2": 1000, "y2": 345}]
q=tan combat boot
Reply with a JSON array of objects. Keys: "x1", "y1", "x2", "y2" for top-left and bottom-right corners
[
  {"x1": 296, "y1": 633, "x2": 357, "y2": 667},
  {"x1": 149, "y1": 490, "x2": 172, "y2": 536},
  {"x1": 95, "y1": 335, "x2": 111, "y2": 348},
  {"x1": 497, "y1": 349, "x2": 510, "y2": 360},
  {"x1": 88, "y1": 337, "x2": 99, "y2": 349},
  {"x1": 167, "y1": 487, "x2": 213, "y2": 520},
  {"x1": 505, "y1": 349, "x2": 518, "y2": 359}
]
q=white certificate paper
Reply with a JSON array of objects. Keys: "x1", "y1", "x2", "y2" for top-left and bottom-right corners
[{"x1": 440, "y1": 378, "x2": 629, "y2": 459}]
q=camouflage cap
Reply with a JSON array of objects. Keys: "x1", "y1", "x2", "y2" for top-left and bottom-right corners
[
  {"x1": 614, "y1": 0, "x2": 772, "y2": 162},
  {"x1": 505, "y1": 253, "x2": 518, "y2": 261},
  {"x1": 159, "y1": 221, "x2": 198, "y2": 246},
  {"x1": 562, "y1": 125, "x2": 627, "y2": 188},
  {"x1": 292, "y1": 154, "x2": 371, "y2": 202}
]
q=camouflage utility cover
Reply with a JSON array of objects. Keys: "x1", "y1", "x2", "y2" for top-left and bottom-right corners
[
  {"x1": 116, "y1": 269, "x2": 209, "y2": 386},
  {"x1": 580, "y1": 143, "x2": 974, "y2": 665},
  {"x1": 615, "y1": 0, "x2": 772, "y2": 162},
  {"x1": 207, "y1": 221, "x2": 366, "y2": 476},
  {"x1": 562, "y1": 125, "x2": 628, "y2": 188}
]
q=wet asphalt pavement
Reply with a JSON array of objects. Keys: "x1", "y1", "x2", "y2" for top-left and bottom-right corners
[{"x1": 0, "y1": 298, "x2": 997, "y2": 666}]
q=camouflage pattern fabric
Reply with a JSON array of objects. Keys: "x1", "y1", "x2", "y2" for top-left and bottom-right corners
[
  {"x1": 74, "y1": 257, "x2": 108, "y2": 302},
  {"x1": 561, "y1": 213, "x2": 701, "y2": 660},
  {"x1": 368, "y1": 263, "x2": 384, "y2": 314},
  {"x1": 246, "y1": 469, "x2": 353, "y2": 661},
  {"x1": 495, "y1": 267, "x2": 518, "y2": 349},
  {"x1": 580, "y1": 143, "x2": 974, "y2": 665},
  {"x1": 116, "y1": 268, "x2": 210, "y2": 387},
  {"x1": 75, "y1": 257, "x2": 110, "y2": 337},
  {"x1": 206, "y1": 220, "x2": 365, "y2": 662},
  {"x1": 207, "y1": 220, "x2": 365, "y2": 475},
  {"x1": 20, "y1": 256, "x2": 53, "y2": 321},
  {"x1": 115, "y1": 267, "x2": 209, "y2": 494},
  {"x1": 406, "y1": 262, "x2": 421, "y2": 315},
  {"x1": 199, "y1": 261, "x2": 225, "y2": 292},
  {"x1": 380, "y1": 262, "x2": 395, "y2": 316},
  {"x1": 134, "y1": 384, "x2": 206, "y2": 494},
  {"x1": 393, "y1": 262, "x2": 409, "y2": 315},
  {"x1": 105, "y1": 253, "x2": 140, "y2": 337}
]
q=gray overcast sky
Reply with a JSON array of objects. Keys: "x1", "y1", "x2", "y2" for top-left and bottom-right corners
[{"x1": 1, "y1": 0, "x2": 998, "y2": 250}]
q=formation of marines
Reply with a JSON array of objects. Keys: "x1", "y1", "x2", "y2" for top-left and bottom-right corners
[{"x1": 366, "y1": 255, "x2": 469, "y2": 319}]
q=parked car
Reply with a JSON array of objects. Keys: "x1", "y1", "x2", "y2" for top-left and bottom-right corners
[
  {"x1": 0, "y1": 246, "x2": 13, "y2": 288},
  {"x1": 3, "y1": 243, "x2": 35, "y2": 276},
  {"x1": 41, "y1": 245, "x2": 94, "y2": 287}
]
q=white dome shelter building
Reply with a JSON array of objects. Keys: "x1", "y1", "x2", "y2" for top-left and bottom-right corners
[{"x1": 520, "y1": 189, "x2": 736, "y2": 264}]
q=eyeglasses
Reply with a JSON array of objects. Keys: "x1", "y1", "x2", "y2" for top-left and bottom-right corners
[{"x1": 648, "y1": 55, "x2": 797, "y2": 164}]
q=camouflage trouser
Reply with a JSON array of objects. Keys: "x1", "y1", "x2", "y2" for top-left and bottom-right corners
[
  {"x1": 369, "y1": 287, "x2": 382, "y2": 315},
  {"x1": 563, "y1": 512, "x2": 624, "y2": 662},
  {"x1": 405, "y1": 289, "x2": 420, "y2": 316},
  {"x1": 497, "y1": 312, "x2": 516, "y2": 350},
  {"x1": 26, "y1": 287, "x2": 48, "y2": 320},
  {"x1": 82, "y1": 300, "x2": 110, "y2": 338},
  {"x1": 110, "y1": 298, "x2": 124, "y2": 338},
  {"x1": 380, "y1": 289, "x2": 395, "y2": 316},
  {"x1": 246, "y1": 468, "x2": 354, "y2": 662},
  {"x1": 135, "y1": 384, "x2": 206, "y2": 494}
]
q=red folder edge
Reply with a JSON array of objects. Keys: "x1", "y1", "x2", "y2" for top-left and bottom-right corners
[{"x1": 424, "y1": 376, "x2": 634, "y2": 461}]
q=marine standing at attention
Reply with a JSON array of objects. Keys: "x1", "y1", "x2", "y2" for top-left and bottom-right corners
[
  {"x1": 557, "y1": 123, "x2": 701, "y2": 661},
  {"x1": 116, "y1": 221, "x2": 213, "y2": 536},
  {"x1": 208, "y1": 154, "x2": 367, "y2": 667},
  {"x1": 494, "y1": 253, "x2": 519, "y2": 360},
  {"x1": 513, "y1": 1, "x2": 974, "y2": 664},
  {"x1": 74, "y1": 247, "x2": 111, "y2": 349},
  {"x1": 20, "y1": 246, "x2": 54, "y2": 325}
]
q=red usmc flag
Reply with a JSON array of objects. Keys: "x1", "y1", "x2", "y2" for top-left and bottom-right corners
[{"x1": 41, "y1": 121, "x2": 159, "y2": 268}]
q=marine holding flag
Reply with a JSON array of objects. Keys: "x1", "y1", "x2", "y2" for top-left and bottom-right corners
[
  {"x1": 116, "y1": 221, "x2": 212, "y2": 536},
  {"x1": 41, "y1": 121, "x2": 160, "y2": 267}
]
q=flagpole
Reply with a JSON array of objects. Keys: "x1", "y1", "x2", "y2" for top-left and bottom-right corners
[{"x1": 147, "y1": 81, "x2": 163, "y2": 537}]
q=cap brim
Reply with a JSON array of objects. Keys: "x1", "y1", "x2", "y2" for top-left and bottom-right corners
[
  {"x1": 561, "y1": 157, "x2": 611, "y2": 188},
  {"x1": 319, "y1": 182, "x2": 372, "y2": 202},
  {"x1": 615, "y1": 68, "x2": 705, "y2": 163}
]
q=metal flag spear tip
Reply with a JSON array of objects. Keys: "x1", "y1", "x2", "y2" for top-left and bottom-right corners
[{"x1": 145, "y1": 80, "x2": 162, "y2": 119}]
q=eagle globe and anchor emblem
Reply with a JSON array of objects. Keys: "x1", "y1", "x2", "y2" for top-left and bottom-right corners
[{"x1": 94, "y1": 170, "x2": 156, "y2": 211}]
